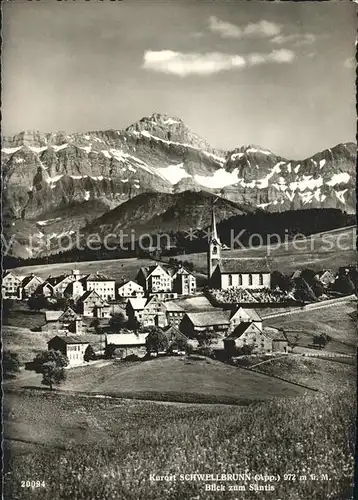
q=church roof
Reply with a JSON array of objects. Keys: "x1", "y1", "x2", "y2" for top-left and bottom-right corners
[{"x1": 216, "y1": 258, "x2": 270, "y2": 274}]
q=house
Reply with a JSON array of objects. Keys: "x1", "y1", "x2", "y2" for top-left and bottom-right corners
[
  {"x1": 105, "y1": 332, "x2": 148, "y2": 359},
  {"x1": 160, "y1": 301, "x2": 185, "y2": 328},
  {"x1": 163, "y1": 325, "x2": 189, "y2": 354},
  {"x1": 137, "y1": 264, "x2": 173, "y2": 293},
  {"x1": 47, "y1": 274, "x2": 76, "y2": 298},
  {"x1": 126, "y1": 295, "x2": 166, "y2": 327},
  {"x1": 172, "y1": 266, "x2": 196, "y2": 295},
  {"x1": 229, "y1": 307, "x2": 263, "y2": 332},
  {"x1": 2, "y1": 271, "x2": 24, "y2": 299},
  {"x1": 126, "y1": 297, "x2": 148, "y2": 326},
  {"x1": 224, "y1": 322, "x2": 272, "y2": 354},
  {"x1": 207, "y1": 207, "x2": 271, "y2": 290},
  {"x1": 20, "y1": 274, "x2": 44, "y2": 298},
  {"x1": 180, "y1": 310, "x2": 231, "y2": 339},
  {"x1": 35, "y1": 282, "x2": 54, "y2": 298},
  {"x1": 41, "y1": 307, "x2": 84, "y2": 334},
  {"x1": 78, "y1": 290, "x2": 111, "y2": 318},
  {"x1": 315, "y1": 270, "x2": 336, "y2": 287},
  {"x1": 64, "y1": 280, "x2": 85, "y2": 299},
  {"x1": 264, "y1": 327, "x2": 289, "y2": 353},
  {"x1": 48, "y1": 335, "x2": 90, "y2": 366},
  {"x1": 81, "y1": 272, "x2": 116, "y2": 301},
  {"x1": 117, "y1": 280, "x2": 144, "y2": 299},
  {"x1": 149, "y1": 291, "x2": 178, "y2": 301}
]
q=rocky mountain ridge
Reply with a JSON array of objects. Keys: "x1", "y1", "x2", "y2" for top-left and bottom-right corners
[{"x1": 2, "y1": 113, "x2": 356, "y2": 257}]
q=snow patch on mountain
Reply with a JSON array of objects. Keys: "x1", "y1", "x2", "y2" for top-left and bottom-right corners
[
  {"x1": 158, "y1": 163, "x2": 191, "y2": 184},
  {"x1": 194, "y1": 168, "x2": 239, "y2": 189},
  {"x1": 326, "y1": 173, "x2": 350, "y2": 186},
  {"x1": 2, "y1": 146, "x2": 23, "y2": 154}
]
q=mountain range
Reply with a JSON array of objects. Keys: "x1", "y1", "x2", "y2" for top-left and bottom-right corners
[{"x1": 1, "y1": 113, "x2": 356, "y2": 257}]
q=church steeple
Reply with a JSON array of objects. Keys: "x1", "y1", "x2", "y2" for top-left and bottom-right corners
[{"x1": 207, "y1": 201, "x2": 222, "y2": 282}]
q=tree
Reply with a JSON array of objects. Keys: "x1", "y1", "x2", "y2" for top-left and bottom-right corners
[
  {"x1": 104, "y1": 343, "x2": 116, "y2": 359},
  {"x1": 28, "y1": 295, "x2": 49, "y2": 312},
  {"x1": 196, "y1": 330, "x2": 217, "y2": 348},
  {"x1": 3, "y1": 350, "x2": 21, "y2": 378},
  {"x1": 109, "y1": 312, "x2": 126, "y2": 332},
  {"x1": 91, "y1": 318, "x2": 102, "y2": 334},
  {"x1": 313, "y1": 333, "x2": 330, "y2": 349},
  {"x1": 145, "y1": 328, "x2": 169, "y2": 354},
  {"x1": 84, "y1": 345, "x2": 96, "y2": 362},
  {"x1": 32, "y1": 350, "x2": 68, "y2": 390},
  {"x1": 271, "y1": 271, "x2": 293, "y2": 292}
]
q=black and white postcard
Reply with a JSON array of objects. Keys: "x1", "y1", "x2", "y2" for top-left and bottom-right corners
[{"x1": 2, "y1": 1, "x2": 356, "y2": 499}]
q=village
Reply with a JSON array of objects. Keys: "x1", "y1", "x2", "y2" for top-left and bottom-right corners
[{"x1": 2, "y1": 209, "x2": 356, "y2": 368}]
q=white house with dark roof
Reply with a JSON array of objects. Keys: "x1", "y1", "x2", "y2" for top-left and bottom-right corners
[
  {"x1": 81, "y1": 272, "x2": 116, "y2": 301},
  {"x1": 48, "y1": 335, "x2": 90, "y2": 366},
  {"x1": 136, "y1": 264, "x2": 173, "y2": 293},
  {"x1": 2, "y1": 271, "x2": 24, "y2": 299},
  {"x1": 172, "y1": 266, "x2": 196, "y2": 295},
  {"x1": 229, "y1": 306, "x2": 263, "y2": 331},
  {"x1": 207, "y1": 206, "x2": 271, "y2": 290},
  {"x1": 117, "y1": 280, "x2": 144, "y2": 299}
]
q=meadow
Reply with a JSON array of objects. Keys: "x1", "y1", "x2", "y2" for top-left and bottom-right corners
[
  {"x1": 4, "y1": 385, "x2": 355, "y2": 500},
  {"x1": 264, "y1": 297, "x2": 357, "y2": 349},
  {"x1": 5, "y1": 356, "x2": 307, "y2": 404}
]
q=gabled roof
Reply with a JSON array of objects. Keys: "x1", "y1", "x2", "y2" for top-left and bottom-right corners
[
  {"x1": 127, "y1": 298, "x2": 148, "y2": 310},
  {"x1": 105, "y1": 332, "x2": 148, "y2": 346},
  {"x1": 185, "y1": 311, "x2": 231, "y2": 327},
  {"x1": 3, "y1": 270, "x2": 22, "y2": 281},
  {"x1": 162, "y1": 302, "x2": 185, "y2": 313},
  {"x1": 226, "y1": 322, "x2": 263, "y2": 339},
  {"x1": 45, "y1": 310, "x2": 65, "y2": 322},
  {"x1": 48, "y1": 334, "x2": 90, "y2": 345},
  {"x1": 263, "y1": 327, "x2": 286, "y2": 341},
  {"x1": 79, "y1": 290, "x2": 104, "y2": 303},
  {"x1": 84, "y1": 272, "x2": 115, "y2": 282},
  {"x1": 163, "y1": 325, "x2": 188, "y2": 341},
  {"x1": 22, "y1": 275, "x2": 44, "y2": 287},
  {"x1": 171, "y1": 266, "x2": 195, "y2": 279},
  {"x1": 230, "y1": 307, "x2": 262, "y2": 322},
  {"x1": 47, "y1": 275, "x2": 70, "y2": 286},
  {"x1": 118, "y1": 280, "x2": 143, "y2": 289},
  {"x1": 138, "y1": 264, "x2": 171, "y2": 280},
  {"x1": 216, "y1": 258, "x2": 270, "y2": 274},
  {"x1": 36, "y1": 282, "x2": 54, "y2": 292}
]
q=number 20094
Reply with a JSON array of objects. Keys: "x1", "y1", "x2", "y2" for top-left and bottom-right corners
[{"x1": 21, "y1": 481, "x2": 46, "y2": 488}]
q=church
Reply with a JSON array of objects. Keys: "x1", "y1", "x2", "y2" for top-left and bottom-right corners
[{"x1": 207, "y1": 208, "x2": 271, "y2": 290}]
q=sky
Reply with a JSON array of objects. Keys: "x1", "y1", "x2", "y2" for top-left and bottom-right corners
[{"x1": 2, "y1": 0, "x2": 356, "y2": 159}]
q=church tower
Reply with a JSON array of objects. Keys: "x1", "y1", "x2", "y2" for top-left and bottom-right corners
[{"x1": 207, "y1": 205, "x2": 222, "y2": 282}]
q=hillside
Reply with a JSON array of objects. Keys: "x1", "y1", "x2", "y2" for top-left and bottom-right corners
[{"x1": 2, "y1": 112, "x2": 356, "y2": 257}]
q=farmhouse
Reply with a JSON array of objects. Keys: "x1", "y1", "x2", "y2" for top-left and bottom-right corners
[
  {"x1": 160, "y1": 301, "x2": 185, "y2": 328},
  {"x1": 105, "y1": 332, "x2": 148, "y2": 359},
  {"x1": 64, "y1": 280, "x2": 85, "y2": 299},
  {"x1": 224, "y1": 322, "x2": 272, "y2": 354},
  {"x1": 137, "y1": 264, "x2": 172, "y2": 293},
  {"x1": 180, "y1": 311, "x2": 231, "y2": 338},
  {"x1": 172, "y1": 266, "x2": 197, "y2": 295},
  {"x1": 41, "y1": 307, "x2": 84, "y2": 334},
  {"x1": 2, "y1": 271, "x2": 24, "y2": 299},
  {"x1": 21, "y1": 274, "x2": 44, "y2": 298},
  {"x1": 229, "y1": 307, "x2": 263, "y2": 332},
  {"x1": 35, "y1": 282, "x2": 54, "y2": 297},
  {"x1": 78, "y1": 290, "x2": 111, "y2": 318},
  {"x1": 126, "y1": 297, "x2": 148, "y2": 325},
  {"x1": 117, "y1": 280, "x2": 144, "y2": 299},
  {"x1": 48, "y1": 335, "x2": 91, "y2": 366},
  {"x1": 207, "y1": 207, "x2": 271, "y2": 290},
  {"x1": 47, "y1": 274, "x2": 76, "y2": 297},
  {"x1": 163, "y1": 325, "x2": 189, "y2": 353}
]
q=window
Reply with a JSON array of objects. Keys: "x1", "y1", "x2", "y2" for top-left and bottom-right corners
[
  {"x1": 238, "y1": 274, "x2": 243, "y2": 286},
  {"x1": 259, "y1": 273, "x2": 263, "y2": 285},
  {"x1": 248, "y1": 274, "x2": 253, "y2": 286},
  {"x1": 212, "y1": 246, "x2": 217, "y2": 255},
  {"x1": 228, "y1": 274, "x2": 233, "y2": 286}
]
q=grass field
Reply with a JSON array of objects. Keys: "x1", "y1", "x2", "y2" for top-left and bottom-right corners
[
  {"x1": 250, "y1": 356, "x2": 356, "y2": 392},
  {"x1": 4, "y1": 385, "x2": 355, "y2": 500},
  {"x1": 5, "y1": 357, "x2": 308, "y2": 404},
  {"x1": 2, "y1": 326, "x2": 104, "y2": 365},
  {"x1": 264, "y1": 297, "x2": 357, "y2": 350}
]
